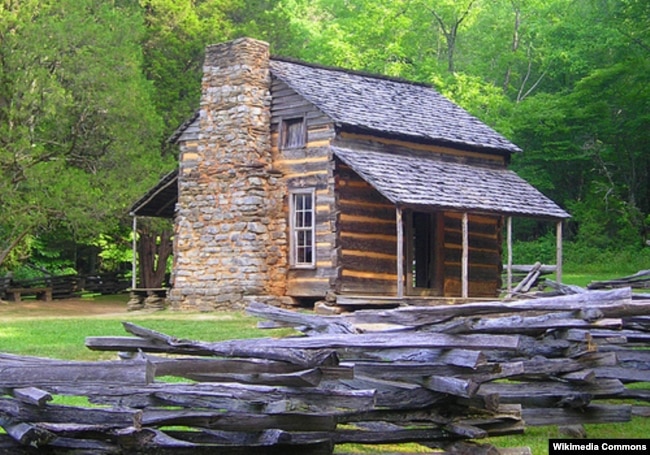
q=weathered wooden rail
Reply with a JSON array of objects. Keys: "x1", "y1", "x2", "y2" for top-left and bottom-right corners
[
  {"x1": 0, "y1": 288, "x2": 649, "y2": 454},
  {"x1": 1, "y1": 272, "x2": 130, "y2": 301}
]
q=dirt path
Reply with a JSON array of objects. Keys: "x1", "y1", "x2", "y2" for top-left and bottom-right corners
[{"x1": 0, "y1": 296, "x2": 131, "y2": 318}]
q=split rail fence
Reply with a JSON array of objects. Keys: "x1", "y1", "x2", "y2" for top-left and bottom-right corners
[{"x1": 0, "y1": 288, "x2": 649, "y2": 454}]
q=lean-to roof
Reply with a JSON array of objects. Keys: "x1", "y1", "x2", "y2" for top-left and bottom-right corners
[{"x1": 334, "y1": 147, "x2": 570, "y2": 220}]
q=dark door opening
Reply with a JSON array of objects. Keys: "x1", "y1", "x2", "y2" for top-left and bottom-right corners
[{"x1": 406, "y1": 211, "x2": 443, "y2": 296}]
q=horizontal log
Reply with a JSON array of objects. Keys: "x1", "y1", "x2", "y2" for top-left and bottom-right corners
[
  {"x1": 130, "y1": 428, "x2": 336, "y2": 454},
  {"x1": 0, "y1": 397, "x2": 141, "y2": 427},
  {"x1": 151, "y1": 357, "x2": 304, "y2": 376},
  {"x1": 246, "y1": 301, "x2": 357, "y2": 335},
  {"x1": 478, "y1": 378, "x2": 625, "y2": 408},
  {"x1": 519, "y1": 352, "x2": 617, "y2": 377},
  {"x1": 614, "y1": 349, "x2": 650, "y2": 369},
  {"x1": 90, "y1": 323, "x2": 521, "y2": 358},
  {"x1": 345, "y1": 348, "x2": 487, "y2": 367},
  {"x1": 202, "y1": 332, "x2": 521, "y2": 352},
  {"x1": 422, "y1": 312, "x2": 621, "y2": 336},
  {"x1": 510, "y1": 264, "x2": 557, "y2": 274},
  {"x1": 584, "y1": 329, "x2": 650, "y2": 343},
  {"x1": 182, "y1": 368, "x2": 324, "y2": 387},
  {"x1": 340, "y1": 376, "x2": 444, "y2": 409},
  {"x1": 521, "y1": 404, "x2": 631, "y2": 426},
  {"x1": 351, "y1": 288, "x2": 633, "y2": 326},
  {"x1": 619, "y1": 388, "x2": 650, "y2": 402},
  {"x1": 593, "y1": 366, "x2": 650, "y2": 382},
  {"x1": 141, "y1": 409, "x2": 337, "y2": 432},
  {"x1": 0, "y1": 359, "x2": 153, "y2": 387},
  {"x1": 152, "y1": 357, "x2": 352, "y2": 383},
  {"x1": 349, "y1": 361, "x2": 501, "y2": 381},
  {"x1": 46, "y1": 382, "x2": 377, "y2": 414},
  {"x1": 86, "y1": 336, "x2": 339, "y2": 369}
]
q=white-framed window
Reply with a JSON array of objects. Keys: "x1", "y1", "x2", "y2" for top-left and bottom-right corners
[
  {"x1": 280, "y1": 117, "x2": 306, "y2": 149},
  {"x1": 290, "y1": 189, "x2": 315, "y2": 268}
]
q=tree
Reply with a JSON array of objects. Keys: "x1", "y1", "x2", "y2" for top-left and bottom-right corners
[
  {"x1": 0, "y1": 0, "x2": 168, "y2": 270},
  {"x1": 137, "y1": 219, "x2": 173, "y2": 288}
]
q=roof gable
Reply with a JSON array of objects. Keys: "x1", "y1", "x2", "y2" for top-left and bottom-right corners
[{"x1": 270, "y1": 58, "x2": 521, "y2": 154}]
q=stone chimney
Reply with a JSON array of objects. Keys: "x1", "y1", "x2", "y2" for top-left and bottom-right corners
[{"x1": 169, "y1": 38, "x2": 287, "y2": 311}]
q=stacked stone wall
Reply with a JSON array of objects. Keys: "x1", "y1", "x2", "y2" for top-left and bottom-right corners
[{"x1": 169, "y1": 38, "x2": 288, "y2": 311}]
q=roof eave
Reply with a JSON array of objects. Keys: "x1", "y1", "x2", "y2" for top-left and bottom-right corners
[{"x1": 129, "y1": 169, "x2": 178, "y2": 218}]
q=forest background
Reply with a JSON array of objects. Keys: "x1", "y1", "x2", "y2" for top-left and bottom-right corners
[{"x1": 1, "y1": 0, "x2": 648, "y2": 283}]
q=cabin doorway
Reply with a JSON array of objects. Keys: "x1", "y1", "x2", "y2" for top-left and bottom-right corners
[{"x1": 406, "y1": 211, "x2": 443, "y2": 296}]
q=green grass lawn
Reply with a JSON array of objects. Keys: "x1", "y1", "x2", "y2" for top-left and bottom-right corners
[
  {"x1": 1, "y1": 294, "x2": 648, "y2": 454},
  {"x1": 0, "y1": 309, "x2": 291, "y2": 360}
]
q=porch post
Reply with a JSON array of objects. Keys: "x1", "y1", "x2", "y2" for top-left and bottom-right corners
[
  {"x1": 556, "y1": 220, "x2": 563, "y2": 284},
  {"x1": 396, "y1": 207, "x2": 404, "y2": 298},
  {"x1": 462, "y1": 212, "x2": 469, "y2": 299},
  {"x1": 131, "y1": 215, "x2": 137, "y2": 290},
  {"x1": 506, "y1": 216, "x2": 513, "y2": 298}
]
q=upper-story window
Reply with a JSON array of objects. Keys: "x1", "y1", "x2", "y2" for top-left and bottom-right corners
[
  {"x1": 290, "y1": 190, "x2": 315, "y2": 268},
  {"x1": 280, "y1": 117, "x2": 306, "y2": 149}
]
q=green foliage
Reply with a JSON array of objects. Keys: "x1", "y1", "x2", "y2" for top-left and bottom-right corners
[
  {"x1": 1, "y1": 0, "x2": 649, "y2": 272},
  {"x1": 0, "y1": 0, "x2": 171, "y2": 270},
  {"x1": 92, "y1": 233, "x2": 133, "y2": 273},
  {"x1": 511, "y1": 233, "x2": 557, "y2": 265}
]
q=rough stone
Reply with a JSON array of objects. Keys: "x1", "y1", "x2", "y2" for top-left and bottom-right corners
[{"x1": 169, "y1": 38, "x2": 288, "y2": 311}]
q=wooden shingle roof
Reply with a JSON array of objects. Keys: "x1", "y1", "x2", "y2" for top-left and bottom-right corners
[
  {"x1": 270, "y1": 58, "x2": 521, "y2": 154},
  {"x1": 334, "y1": 147, "x2": 570, "y2": 220},
  {"x1": 171, "y1": 58, "x2": 523, "y2": 155}
]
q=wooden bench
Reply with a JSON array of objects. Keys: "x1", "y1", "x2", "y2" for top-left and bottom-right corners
[{"x1": 4, "y1": 287, "x2": 53, "y2": 303}]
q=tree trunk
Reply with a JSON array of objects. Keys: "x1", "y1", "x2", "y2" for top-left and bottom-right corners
[{"x1": 137, "y1": 225, "x2": 172, "y2": 288}]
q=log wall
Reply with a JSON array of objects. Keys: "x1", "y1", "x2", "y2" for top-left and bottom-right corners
[
  {"x1": 336, "y1": 162, "x2": 398, "y2": 294},
  {"x1": 442, "y1": 212, "x2": 503, "y2": 298},
  {"x1": 270, "y1": 77, "x2": 338, "y2": 297}
]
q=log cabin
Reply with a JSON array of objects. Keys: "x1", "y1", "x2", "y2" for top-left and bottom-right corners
[{"x1": 130, "y1": 37, "x2": 570, "y2": 310}]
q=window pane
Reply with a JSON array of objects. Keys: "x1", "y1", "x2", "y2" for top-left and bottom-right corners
[
  {"x1": 302, "y1": 194, "x2": 312, "y2": 211},
  {"x1": 291, "y1": 191, "x2": 315, "y2": 266}
]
